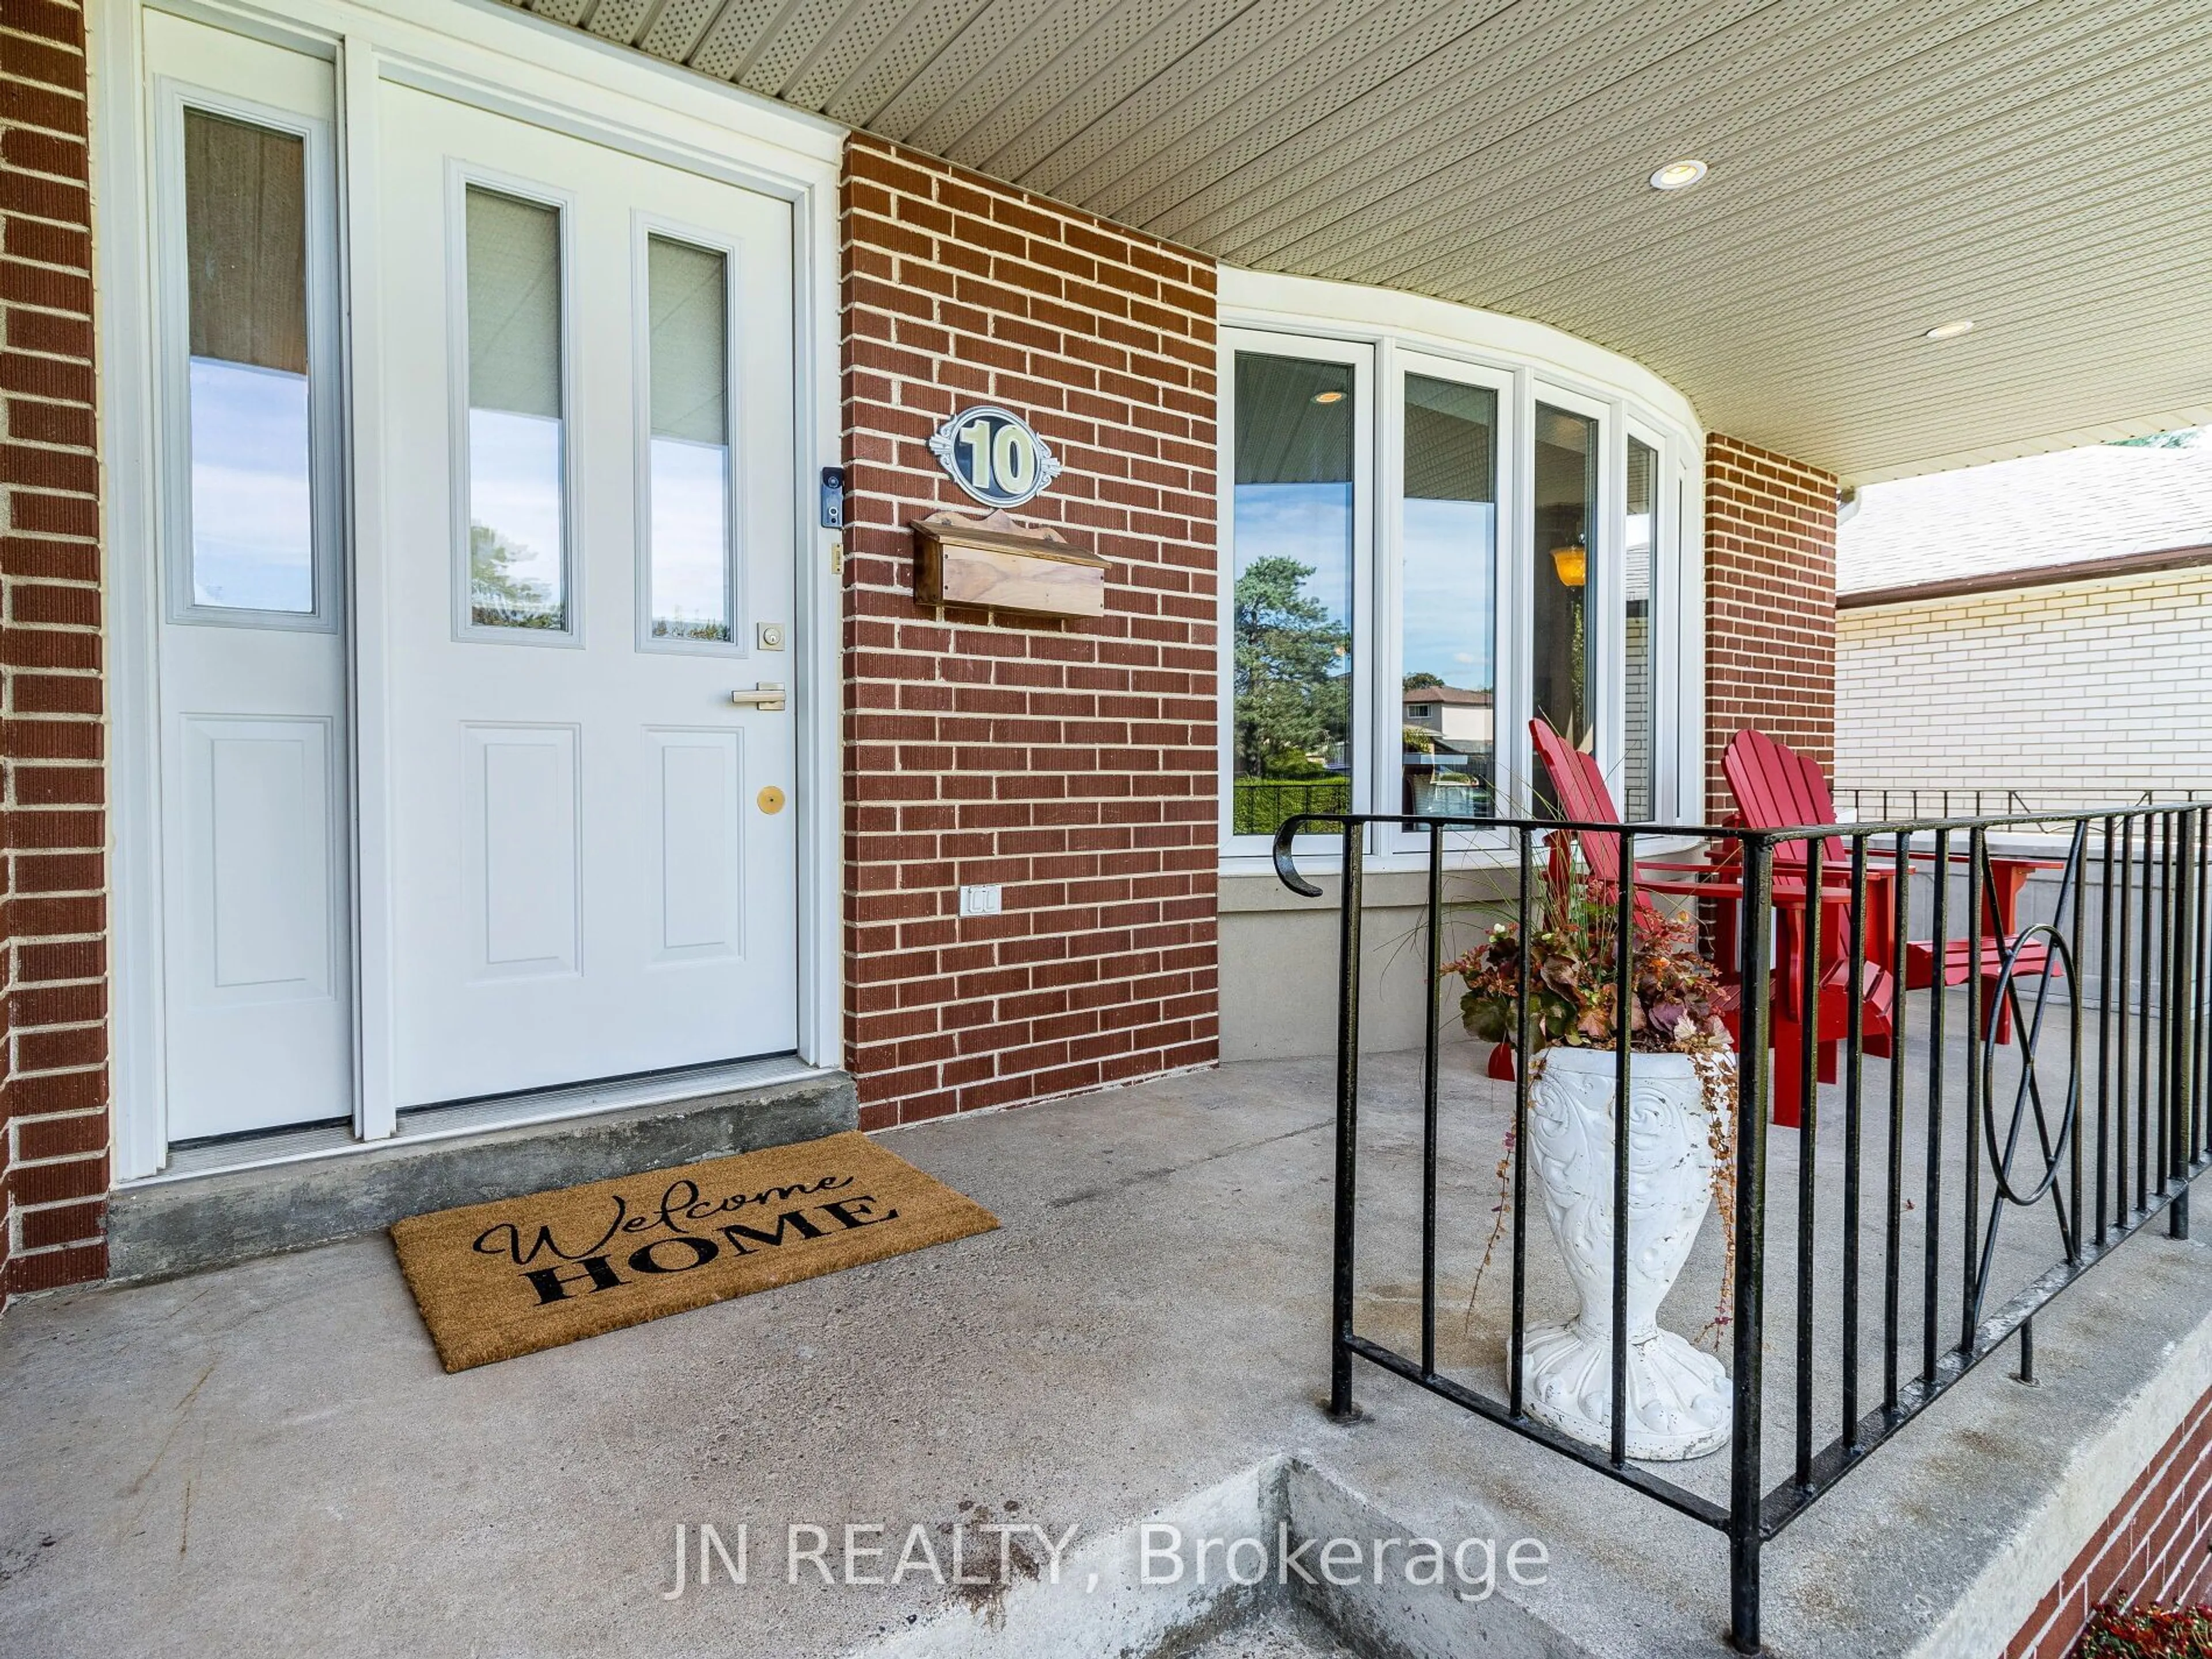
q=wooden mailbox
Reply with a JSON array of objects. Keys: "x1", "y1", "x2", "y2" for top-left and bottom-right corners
[{"x1": 910, "y1": 509, "x2": 1108, "y2": 619}]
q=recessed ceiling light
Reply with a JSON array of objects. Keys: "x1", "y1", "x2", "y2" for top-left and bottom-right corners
[
  {"x1": 1923, "y1": 320, "x2": 1975, "y2": 341},
  {"x1": 1312, "y1": 389, "x2": 1346, "y2": 405},
  {"x1": 1649, "y1": 158, "x2": 1708, "y2": 191}
]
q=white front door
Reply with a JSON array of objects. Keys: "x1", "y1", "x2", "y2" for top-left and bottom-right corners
[{"x1": 371, "y1": 88, "x2": 800, "y2": 1108}]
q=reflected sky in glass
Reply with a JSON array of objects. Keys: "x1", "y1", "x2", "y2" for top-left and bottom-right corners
[
  {"x1": 1233, "y1": 482, "x2": 1353, "y2": 623},
  {"x1": 650, "y1": 436, "x2": 731, "y2": 641},
  {"x1": 189, "y1": 357, "x2": 313, "y2": 613},
  {"x1": 468, "y1": 408, "x2": 565, "y2": 628},
  {"x1": 1403, "y1": 498, "x2": 1494, "y2": 689}
]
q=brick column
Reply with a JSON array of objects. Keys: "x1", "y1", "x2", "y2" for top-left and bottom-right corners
[
  {"x1": 840, "y1": 135, "x2": 1219, "y2": 1128},
  {"x1": 1703, "y1": 433, "x2": 1838, "y2": 815},
  {"x1": 2, "y1": 0, "x2": 107, "y2": 1301}
]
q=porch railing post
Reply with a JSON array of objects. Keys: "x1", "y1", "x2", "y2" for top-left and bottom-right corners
[
  {"x1": 2172, "y1": 808, "x2": 2194, "y2": 1240},
  {"x1": 1330, "y1": 819, "x2": 1365, "y2": 1419},
  {"x1": 1421, "y1": 820, "x2": 1443, "y2": 1376},
  {"x1": 1730, "y1": 834, "x2": 1774, "y2": 1654},
  {"x1": 1611, "y1": 830, "x2": 1635, "y2": 1468}
]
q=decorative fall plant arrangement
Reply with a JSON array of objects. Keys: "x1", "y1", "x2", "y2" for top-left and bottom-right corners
[
  {"x1": 2076, "y1": 1603, "x2": 2212, "y2": 1658},
  {"x1": 1449, "y1": 833, "x2": 1741, "y2": 1350},
  {"x1": 1452, "y1": 840, "x2": 1733, "y2": 1056}
]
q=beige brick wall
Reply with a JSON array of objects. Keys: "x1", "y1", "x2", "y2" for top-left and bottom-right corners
[{"x1": 1836, "y1": 566, "x2": 2212, "y2": 804}]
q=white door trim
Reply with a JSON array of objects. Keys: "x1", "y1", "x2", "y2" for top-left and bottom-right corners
[{"x1": 92, "y1": 0, "x2": 847, "y2": 1179}]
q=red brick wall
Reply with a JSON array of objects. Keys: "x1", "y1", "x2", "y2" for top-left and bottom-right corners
[
  {"x1": 2008, "y1": 1384, "x2": 2212, "y2": 1657},
  {"x1": 1, "y1": 0, "x2": 107, "y2": 1302},
  {"x1": 1703, "y1": 433, "x2": 1838, "y2": 815},
  {"x1": 840, "y1": 134, "x2": 1219, "y2": 1128}
]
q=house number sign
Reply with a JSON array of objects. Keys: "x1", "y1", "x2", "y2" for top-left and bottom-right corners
[{"x1": 927, "y1": 406, "x2": 1063, "y2": 508}]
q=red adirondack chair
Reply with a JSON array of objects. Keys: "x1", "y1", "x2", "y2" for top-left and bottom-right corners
[
  {"x1": 1724, "y1": 728, "x2": 2055, "y2": 1050},
  {"x1": 1529, "y1": 718, "x2": 1665, "y2": 919},
  {"x1": 1721, "y1": 729, "x2": 1898, "y2": 1126}
]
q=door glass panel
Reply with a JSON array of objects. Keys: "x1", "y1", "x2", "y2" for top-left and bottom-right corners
[
  {"x1": 646, "y1": 237, "x2": 732, "y2": 642},
  {"x1": 1232, "y1": 354, "x2": 1355, "y2": 837},
  {"x1": 465, "y1": 188, "x2": 567, "y2": 631},
  {"x1": 1624, "y1": 438, "x2": 1658, "y2": 820},
  {"x1": 1533, "y1": 403, "x2": 1597, "y2": 808},
  {"x1": 183, "y1": 110, "x2": 313, "y2": 614},
  {"x1": 1400, "y1": 375, "x2": 1496, "y2": 819}
]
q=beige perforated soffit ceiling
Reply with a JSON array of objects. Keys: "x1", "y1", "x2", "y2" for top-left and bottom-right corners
[{"x1": 524, "y1": 0, "x2": 2212, "y2": 485}]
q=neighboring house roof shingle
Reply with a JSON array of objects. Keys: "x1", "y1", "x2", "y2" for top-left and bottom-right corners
[
  {"x1": 1403, "y1": 687, "x2": 1493, "y2": 706},
  {"x1": 1838, "y1": 442, "x2": 2212, "y2": 600}
]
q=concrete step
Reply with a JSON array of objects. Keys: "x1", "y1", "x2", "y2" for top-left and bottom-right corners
[{"x1": 107, "y1": 1066, "x2": 857, "y2": 1284}]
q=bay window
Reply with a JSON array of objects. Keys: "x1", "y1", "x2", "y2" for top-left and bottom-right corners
[{"x1": 1221, "y1": 315, "x2": 1698, "y2": 854}]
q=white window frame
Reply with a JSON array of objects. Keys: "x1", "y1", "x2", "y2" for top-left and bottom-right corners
[
  {"x1": 1380, "y1": 346, "x2": 1517, "y2": 857},
  {"x1": 1671, "y1": 445, "x2": 1707, "y2": 825},
  {"x1": 1217, "y1": 327, "x2": 1375, "y2": 861},
  {"x1": 1217, "y1": 268, "x2": 1706, "y2": 872},
  {"x1": 150, "y1": 75, "x2": 345, "y2": 634},
  {"x1": 1623, "y1": 413, "x2": 1676, "y2": 824},
  {"x1": 1527, "y1": 378, "x2": 1615, "y2": 817},
  {"x1": 446, "y1": 162, "x2": 582, "y2": 647},
  {"x1": 630, "y1": 211, "x2": 751, "y2": 658}
]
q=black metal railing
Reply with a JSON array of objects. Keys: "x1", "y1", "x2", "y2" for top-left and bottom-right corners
[
  {"x1": 1842, "y1": 785, "x2": 2211, "y2": 819},
  {"x1": 1273, "y1": 804, "x2": 2212, "y2": 1653}
]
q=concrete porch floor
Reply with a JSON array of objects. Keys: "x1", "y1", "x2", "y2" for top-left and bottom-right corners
[{"x1": 2, "y1": 1043, "x2": 2207, "y2": 1658}]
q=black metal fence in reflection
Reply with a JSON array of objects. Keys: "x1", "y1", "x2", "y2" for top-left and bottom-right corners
[{"x1": 1271, "y1": 805, "x2": 2211, "y2": 1653}]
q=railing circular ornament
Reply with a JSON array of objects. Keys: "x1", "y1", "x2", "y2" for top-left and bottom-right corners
[
  {"x1": 1981, "y1": 922, "x2": 2080, "y2": 1208},
  {"x1": 927, "y1": 405, "x2": 1063, "y2": 507}
]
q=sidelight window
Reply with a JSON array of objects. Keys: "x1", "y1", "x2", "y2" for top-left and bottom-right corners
[
  {"x1": 463, "y1": 186, "x2": 569, "y2": 634},
  {"x1": 644, "y1": 235, "x2": 735, "y2": 645},
  {"x1": 177, "y1": 108, "x2": 319, "y2": 618}
]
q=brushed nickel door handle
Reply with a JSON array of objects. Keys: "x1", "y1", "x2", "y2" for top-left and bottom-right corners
[{"x1": 729, "y1": 683, "x2": 787, "y2": 711}]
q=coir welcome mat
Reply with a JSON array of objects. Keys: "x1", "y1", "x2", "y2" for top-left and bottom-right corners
[{"x1": 391, "y1": 1131, "x2": 998, "y2": 1372}]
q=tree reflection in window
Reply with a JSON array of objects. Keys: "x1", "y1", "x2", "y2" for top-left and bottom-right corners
[{"x1": 1232, "y1": 355, "x2": 1354, "y2": 836}]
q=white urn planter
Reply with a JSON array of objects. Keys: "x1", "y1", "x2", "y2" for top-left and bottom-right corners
[{"x1": 1520, "y1": 1044, "x2": 1733, "y2": 1461}]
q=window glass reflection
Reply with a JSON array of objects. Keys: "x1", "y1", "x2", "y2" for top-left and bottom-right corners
[
  {"x1": 1533, "y1": 403, "x2": 1598, "y2": 809},
  {"x1": 1400, "y1": 375, "x2": 1496, "y2": 819},
  {"x1": 1232, "y1": 354, "x2": 1354, "y2": 836},
  {"x1": 1624, "y1": 438, "x2": 1658, "y2": 819},
  {"x1": 183, "y1": 109, "x2": 314, "y2": 614},
  {"x1": 649, "y1": 439, "x2": 731, "y2": 640},
  {"x1": 647, "y1": 237, "x2": 732, "y2": 641},
  {"x1": 189, "y1": 359, "x2": 313, "y2": 611},
  {"x1": 465, "y1": 188, "x2": 566, "y2": 631},
  {"x1": 467, "y1": 408, "x2": 565, "y2": 628}
]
